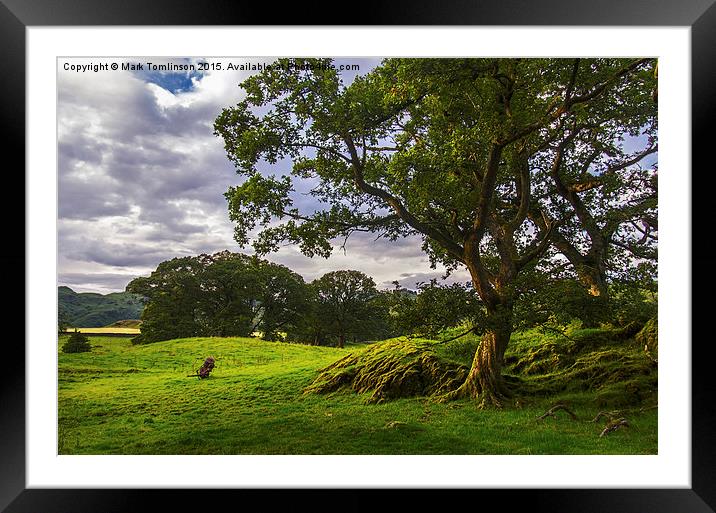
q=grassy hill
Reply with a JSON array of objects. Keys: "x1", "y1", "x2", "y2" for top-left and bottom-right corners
[
  {"x1": 57, "y1": 328, "x2": 657, "y2": 455},
  {"x1": 58, "y1": 286, "x2": 144, "y2": 328}
]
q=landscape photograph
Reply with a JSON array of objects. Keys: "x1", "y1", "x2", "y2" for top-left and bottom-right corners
[{"x1": 57, "y1": 56, "x2": 658, "y2": 455}]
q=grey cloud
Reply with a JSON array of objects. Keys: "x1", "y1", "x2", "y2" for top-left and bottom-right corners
[
  {"x1": 58, "y1": 135, "x2": 107, "y2": 168},
  {"x1": 58, "y1": 175, "x2": 132, "y2": 220},
  {"x1": 64, "y1": 239, "x2": 180, "y2": 268},
  {"x1": 59, "y1": 272, "x2": 139, "y2": 292},
  {"x1": 338, "y1": 232, "x2": 427, "y2": 260}
]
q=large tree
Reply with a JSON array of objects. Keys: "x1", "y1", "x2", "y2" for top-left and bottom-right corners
[{"x1": 214, "y1": 57, "x2": 657, "y2": 407}]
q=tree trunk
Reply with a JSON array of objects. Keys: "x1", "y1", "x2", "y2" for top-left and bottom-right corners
[
  {"x1": 445, "y1": 305, "x2": 513, "y2": 408},
  {"x1": 338, "y1": 334, "x2": 345, "y2": 348},
  {"x1": 575, "y1": 262, "x2": 608, "y2": 298}
]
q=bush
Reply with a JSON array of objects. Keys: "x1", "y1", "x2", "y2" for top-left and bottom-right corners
[{"x1": 62, "y1": 330, "x2": 91, "y2": 353}]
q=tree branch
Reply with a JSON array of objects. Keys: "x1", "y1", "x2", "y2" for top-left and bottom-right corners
[
  {"x1": 515, "y1": 215, "x2": 557, "y2": 271},
  {"x1": 343, "y1": 135, "x2": 466, "y2": 261}
]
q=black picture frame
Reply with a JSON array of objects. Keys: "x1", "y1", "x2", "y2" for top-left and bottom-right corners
[{"x1": 3, "y1": 1, "x2": 711, "y2": 511}]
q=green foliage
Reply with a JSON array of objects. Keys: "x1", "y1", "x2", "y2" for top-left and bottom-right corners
[
  {"x1": 58, "y1": 309, "x2": 71, "y2": 333},
  {"x1": 287, "y1": 270, "x2": 391, "y2": 346},
  {"x1": 62, "y1": 329, "x2": 92, "y2": 353},
  {"x1": 214, "y1": 57, "x2": 658, "y2": 397},
  {"x1": 127, "y1": 251, "x2": 308, "y2": 343},
  {"x1": 608, "y1": 282, "x2": 657, "y2": 327},
  {"x1": 433, "y1": 332, "x2": 481, "y2": 365},
  {"x1": 58, "y1": 286, "x2": 144, "y2": 328},
  {"x1": 385, "y1": 280, "x2": 484, "y2": 337},
  {"x1": 214, "y1": 57, "x2": 656, "y2": 290},
  {"x1": 514, "y1": 273, "x2": 612, "y2": 329}
]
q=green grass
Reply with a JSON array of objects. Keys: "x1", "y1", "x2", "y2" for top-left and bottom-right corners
[{"x1": 58, "y1": 333, "x2": 657, "y2": 455}]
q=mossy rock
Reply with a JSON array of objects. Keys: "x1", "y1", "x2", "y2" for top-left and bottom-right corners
[
  {"x1": 304, "y1": 339, "x2": 467, "y2": 403},
  {"x1": 635, "y1": 317, "x2": 658, "y2": 354}
]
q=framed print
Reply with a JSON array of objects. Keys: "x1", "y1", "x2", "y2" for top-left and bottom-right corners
[{"x1": 4, "y1": 0, "x2": 713, "y2": 511}]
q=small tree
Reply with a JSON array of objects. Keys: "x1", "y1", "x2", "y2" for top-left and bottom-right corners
[
  {"x1": 58, "y1": 310, "x2": 71, "y2": 334},
  {"x1": 309, "y1": 270, "x2": 385, "y2": 348},
  {"x1": 62, "y1": 329, "x2": 91, "y2": 353}
]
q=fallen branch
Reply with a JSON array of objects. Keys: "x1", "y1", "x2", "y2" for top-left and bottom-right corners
[
  {"x1": 537, "y1": 403, "x2": 578, "y2": 421},
  {"x1": 599, "y1": 418, "x2": 629, "y2": 437}
]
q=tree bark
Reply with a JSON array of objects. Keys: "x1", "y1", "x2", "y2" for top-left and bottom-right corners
[
  {"x1": 575, "y1": 261, "x2": 608, "y2": 298},
  {"x1": 446, "y1": 305, "x2": 513, "y2": 408},
  {"x1": 338, "y1": 334, "x2": 345, "y2": 348}
]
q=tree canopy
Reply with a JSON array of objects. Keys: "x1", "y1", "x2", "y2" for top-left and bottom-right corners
[
  {"x1": 214, "y1": 57, "x2": 657, "y2": 406},
  {"x1": 126, "y1": 251, "x2": 307, "y2": 343},
  {"x1": 307, "y1": 269, "x2": 387, "y2": 347}
]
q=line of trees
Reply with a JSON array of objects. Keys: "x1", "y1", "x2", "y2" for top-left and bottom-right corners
[
  {"x1": 126, "y1": 252, "x2": 393, "y2": 346},
  {"x1": 127, "y1": 250, "x2": 656, "y2": 352}
]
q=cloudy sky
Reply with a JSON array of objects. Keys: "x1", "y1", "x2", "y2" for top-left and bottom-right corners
[{"x1": 57, "y1": 57, "x2": 471, "y2": 294}]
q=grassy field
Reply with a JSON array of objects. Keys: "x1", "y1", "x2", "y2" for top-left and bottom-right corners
[{"x1": 57, "y1": 330, "x2": 657, "y2": 455}]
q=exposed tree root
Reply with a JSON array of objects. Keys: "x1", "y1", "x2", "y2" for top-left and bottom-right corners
[
  {"x1": 306, "y1": 324, "x2": 658, "y2": 410},
  {"x1": 599, "y1": 418, "x2": 630, "y2": 437},
  {"x1": 434, "y1": 370, "x2": 510, "y2": 409}
]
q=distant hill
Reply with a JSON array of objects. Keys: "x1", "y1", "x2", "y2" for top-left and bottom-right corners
[{"x1": 58, "y1": 286, "x2": 144, "y2": 328}]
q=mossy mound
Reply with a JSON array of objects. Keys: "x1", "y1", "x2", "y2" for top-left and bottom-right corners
[
  {"x1": 306, "y1": 325, "x2": 657, "y2": 408},
  {"x1": 509, "y1": 341, "x2": 575, "y2": 375},
  {"x1": 635, "y1": 317, "x2": 658, "y2": 354},
  {"x1": 304, "y1": 338, "x2": 468, "y2": 403},
  {"x1": 505, "y1": 329, "x2": 657, "y2": 407}
]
